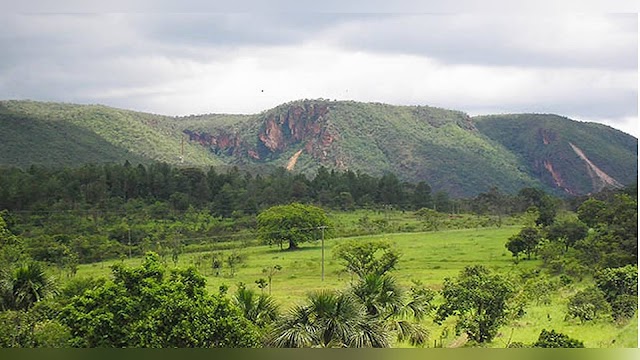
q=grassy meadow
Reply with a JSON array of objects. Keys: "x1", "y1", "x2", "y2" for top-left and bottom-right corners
[{"x1": 75, "y1": 218, "x2": 638, "y2": 348}]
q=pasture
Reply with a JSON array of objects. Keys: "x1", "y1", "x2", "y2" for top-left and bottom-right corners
[{"x1": 75, "y1": 224, "x2": 637, "y2": 348}]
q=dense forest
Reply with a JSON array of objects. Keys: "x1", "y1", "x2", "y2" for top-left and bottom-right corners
[{"x1": 0, "y1": 161, "x2": 637, "y2": 348}]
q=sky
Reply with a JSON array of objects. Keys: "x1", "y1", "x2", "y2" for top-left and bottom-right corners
[{"x1": 0, "y1": 10, "x2": 638, "y2": 137}]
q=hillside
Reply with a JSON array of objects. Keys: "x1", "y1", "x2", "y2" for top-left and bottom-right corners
[
  {"x1": 0, "y1": 100, "x2": 223, "y2": 167},
  {"x1": 0, "y1": 99, "x2": 636, "y2": 197},
  {"x1": 474, "y1": 114, "x2": 638, "y2": 196}
]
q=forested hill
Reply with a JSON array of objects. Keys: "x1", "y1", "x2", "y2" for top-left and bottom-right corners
[
  {"x1": 0, "y1": 99, "x2": 636, "y2": 197},
  {"x1": 474, "y1": 114, "x2": 638, "y2": 196}
]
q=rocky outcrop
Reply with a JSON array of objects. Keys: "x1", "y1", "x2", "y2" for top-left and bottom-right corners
[
  {"x1": 183, "y1": 129, "x2": 255, "y2": 157},
  {"x1": 184, "y1": 101, "x2": 338, "y2": 164}
]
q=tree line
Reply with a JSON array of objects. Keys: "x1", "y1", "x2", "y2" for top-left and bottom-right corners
[
  {"x1": 0, "y1": 161, "x2": 566, "y2": 215},
  {"x1": 0, "y1": 161, "x2": 567, "y2": 265}
]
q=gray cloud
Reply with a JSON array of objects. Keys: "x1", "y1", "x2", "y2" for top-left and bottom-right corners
[
  {"x1": 318, "y1": 14, "x2": 637, "y2": 70},
  {"x1": 0, "y1": 12, "x2": 636, "y2": 136}
]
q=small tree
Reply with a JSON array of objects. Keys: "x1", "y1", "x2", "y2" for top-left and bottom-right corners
[
  {"x1": 210, "y1": 252, "x2": 223, "y2": 277},
  {"x1": 257, "y1": 203, "x2": 331, "y2": 250},
  {"x1": 594, "y1": 265, "x2": 638, "y2": 320},
  {"x1": 506, "y1": 227, "x2": 541, "y2": 260},
  {"x1": 545, "y1": 219, "x2": 588, "y2": 251},
  {"x1": 566, "y1": 286, "x2": 611, "y2": 323},
  {"x1": 233, "y1": 283, "x2": 279, "y2": 329},
  {"x1": 594, "y1": 265, "x2": 638, "y2": 304},
  {"x1": 255, "y1": 278, "x2": 269, "y2": 294},
  {"x1": 262, "y1": 264, "x2": 282, "y2": 296},
  {"x1": 333, "y1": 240, "x2": 400, "y2": 279},
  {"x1": 226, "y1": 251, "x2": 244, "y2": 277},
  {"x1": 350, "y1": 274, "x2": 432, "y2": 347},
  {"x1": 435, "y1": 265, "x2": 515, "y2": 344}
]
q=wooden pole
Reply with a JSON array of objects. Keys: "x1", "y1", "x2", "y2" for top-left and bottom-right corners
[{"x1": 320, "y1": 226, "x2": 326, "y2": 281}]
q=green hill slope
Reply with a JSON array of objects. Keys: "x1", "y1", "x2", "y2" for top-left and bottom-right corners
[{"x1": 0, "y1": 100, "x2": 223, "y2": 167}]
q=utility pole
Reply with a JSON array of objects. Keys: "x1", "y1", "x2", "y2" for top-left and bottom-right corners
[
  {"x1": 128, "y1": 227, "x2": 132, "y2": 259},
  {"x1": 320, "y1": 226, "x2": 327, "y2": 281}
]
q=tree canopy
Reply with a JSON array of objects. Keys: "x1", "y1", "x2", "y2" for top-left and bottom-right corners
[
  {"x1": 435, "y1": 265, "x2": 515, "y2": 343},
  {"x1": 59, "y1": 252, "x2": 260, "y2": 347},
  {"x1": 257, "y1": 203, "x2": 330, "y2": 250},
  {"x1": 332, "y1": 240, "x2": 400, "y2": 279}
]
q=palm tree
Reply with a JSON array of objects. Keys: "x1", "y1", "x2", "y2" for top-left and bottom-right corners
[
  {"x1": 351, "y1": 274, "x2": 432, "y2": 347},
  {"x1": 233, "y1": 283, "x2": 279, "y2": 328},
  {"x1": 269, "y1": 290, "x2": 390, "y2": 348},
  {"x1": 9, "y1": 262, "x2": 56, "y2": 311}
]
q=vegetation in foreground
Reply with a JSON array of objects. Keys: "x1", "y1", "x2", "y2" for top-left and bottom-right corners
[{"x1": 0, "y1": 162, "x2": 636, "y2": 348}]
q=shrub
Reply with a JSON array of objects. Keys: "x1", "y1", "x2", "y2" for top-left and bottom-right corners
[
  {"x1": 566, "y1": 287, "x2": 611, "y2": 323},
  {"x1": 533, "y1": 329, "x2": 584, "y2": 348}
]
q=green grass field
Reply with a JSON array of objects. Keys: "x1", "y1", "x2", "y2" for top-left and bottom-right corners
[{"x1": 75, "y1": 225, "x2": 638, "y2": 348}]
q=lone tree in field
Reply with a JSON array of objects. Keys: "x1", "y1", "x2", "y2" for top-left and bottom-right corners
[
  {"x1": 257, "y1": 203, "x2": 330, "y2": 250},
  {"x1": 435, "y1": 265, "x2": 515, "y2": 344}
]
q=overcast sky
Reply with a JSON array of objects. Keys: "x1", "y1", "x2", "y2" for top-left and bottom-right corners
[{"x1": 0, "y1": 12, "x2": 637, "y2": 137}]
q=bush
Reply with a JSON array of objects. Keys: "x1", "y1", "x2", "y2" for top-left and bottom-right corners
[
  {"x1": 533, "y1": 329, "x2": 584, "y2": 348},
  {"x1": 566, "y1": 287, "x2": 611, "y2": 323},
  {"x1": 611, "y1": 294, "x2": 638, "y2": 320}
]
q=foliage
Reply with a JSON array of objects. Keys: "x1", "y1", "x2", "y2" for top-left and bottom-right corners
[
  {"x1": 435, "y1": 265, "x2": 515, "y2": 343},
  {"x1": 522, "y1": 275, "x2": 561, "y2": 305},
  {"x1": 257, "y1": 203, "x2": 330, "y2": 250},
  {"x1": 4, "y1": 100, "x2": 636, "y2": 199},
  {"x1": 332, "y1": 240, "x2": 400, "y2": 278},
  {"x1": 594, "y1": 265, "x2": 638, "y2": 320},
  {"x1": 0, "y1": 308, "x2": 71, "y2": 347},
  {"x1": 610, "y1": 295, "x2": 638, "y2": 321},
  {"x1": 233, "y1": 283, "x2": 279, "y2": 329},
  {"x1": 350, "y1": 274, "x2": 432, "y2": 346},
  {"x1": 594, "y1": 265, "x2": 638, "y2": 303},
  {"x1": 268, "y1": 289, "x2": 389, "y2": 348},
  {"x1": 262, "y1": 264, "x2": 282, "y2": 295},
  {"x1": 475, "y1": 113, "x2": 638, "y2": 196},
  {"x1": 0, "y1": 100, "x2": 221, "y2": 168},
  {"x1": 532, "y1": 329, "x2": 584, "y2": 348},
  {"x1": 575, "y1": 193, "x2": 637, "y2": 268},
  {"x1": 545, "y1": 219, "x2": 588, "y2": 251},
  {"x1": 566, "y1": 287, "x2": 611, "y2": 323},
  {"x1": 1, "y1": 262, "x2": 56, "y2": 311},
  {"x1": 505, "y1": 226, "x2": 541, "y2": 260},
  {"x1": 59, "y1": 252, "x2": 260, "y2": 347}
]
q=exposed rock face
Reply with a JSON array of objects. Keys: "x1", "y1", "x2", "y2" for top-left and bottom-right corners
[
  {"x1": 183, "y1": 129, "x2": 253, "y2": 157},
  {"x1": 184, "y1": 102, "x2": 337, "y2": 164}
]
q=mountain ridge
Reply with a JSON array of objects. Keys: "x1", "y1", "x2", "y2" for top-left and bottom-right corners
[{"x1": 0, "y1": 99, "x2": 636, "y2": 197}]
